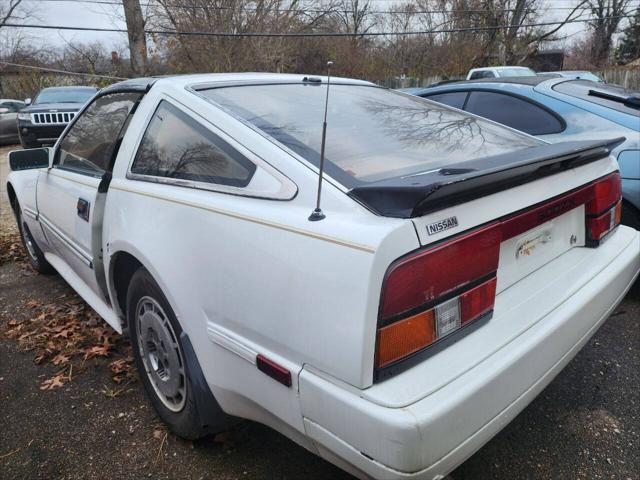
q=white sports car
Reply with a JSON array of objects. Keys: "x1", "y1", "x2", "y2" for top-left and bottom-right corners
[{"x1": 6, "y1": 73, "x2": 639, "y2": 479}]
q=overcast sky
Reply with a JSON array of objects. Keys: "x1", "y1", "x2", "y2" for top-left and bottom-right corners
[{"x1": 11, "y1": 0, "x2": 638, "y2": 54}]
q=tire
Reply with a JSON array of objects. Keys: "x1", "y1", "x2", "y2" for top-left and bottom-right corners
[
  {"x1": 621, "y1": 202, "x2": 640, "y2": 231},
  {"x1": 127, "y1": 268, "x2": 219, "y2": 440},
  {"x1": 16, "y1": 206, "x2": 54, "y2": 274}
]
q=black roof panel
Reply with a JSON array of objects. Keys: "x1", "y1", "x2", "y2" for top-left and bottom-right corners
[{"x1": 99, "y1": 77, "x2": 158, "y2": 94}]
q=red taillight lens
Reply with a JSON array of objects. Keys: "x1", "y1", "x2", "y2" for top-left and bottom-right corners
[
  {"x1": 380, "y1": 223, "x2": 501, "y2": 321},
  {"x1": 460, "y1": 277, "x2": 497, "y2": 325},
  {"x1": 586, "y1": 173, "x2": 622, "y2": 216},
  {"x1": 585, "y1": 172, "x2": 622, "y2": 245}
]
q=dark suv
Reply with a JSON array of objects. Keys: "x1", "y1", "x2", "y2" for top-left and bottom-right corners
[{"x1": 17, "y1": 86, "x2": 98, "y2": 148}]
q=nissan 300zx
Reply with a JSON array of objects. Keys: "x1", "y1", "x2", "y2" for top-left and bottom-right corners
[{"x1": 6, "y1": 73, "x2": 640, "y2": 479}]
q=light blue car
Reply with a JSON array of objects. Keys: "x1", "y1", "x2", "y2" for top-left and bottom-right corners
[{"x1": 404, "y1": 77, "x2": 640, "y2": 228}]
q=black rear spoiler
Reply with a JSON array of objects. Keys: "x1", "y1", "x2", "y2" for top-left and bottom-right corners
[{"x1": 348, "y1": 138, "x2": 625, "y2": 219}]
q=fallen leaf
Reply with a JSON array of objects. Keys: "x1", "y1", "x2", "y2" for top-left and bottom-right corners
[{"x1": 52, "y1": 353, "x2": 70, "y2": 365}]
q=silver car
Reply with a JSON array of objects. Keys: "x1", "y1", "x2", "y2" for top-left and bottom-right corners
[{"x1": 0, "y1": 99, "x2": 26, "y2": 145}]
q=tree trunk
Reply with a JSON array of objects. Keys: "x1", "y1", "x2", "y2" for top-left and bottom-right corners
[{"x1": 122, "y1": 0, "x2": 148, "y2": 75}]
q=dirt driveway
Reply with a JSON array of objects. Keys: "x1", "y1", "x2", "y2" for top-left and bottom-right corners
[{"x1": 1, "y1": 144, "x2": 638, "y2": 480}]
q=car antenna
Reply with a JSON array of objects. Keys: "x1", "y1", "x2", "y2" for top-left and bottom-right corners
[{"x1": 308, "y1": 60, "x2": 334, "y2": 222}]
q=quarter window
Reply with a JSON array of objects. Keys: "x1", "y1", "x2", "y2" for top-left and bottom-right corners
[
  {"x1": 423, "y1": 91, "x2": 468, "y2": 109},
  {"x1": 57, "y1": 92, "x2": 140, "y2": 175},
  {"x1": 131, "y1": 101, "x2": 256, "y2": 187},
  {"x1": 464, "y1": 91, "x2": 564, "y2": 135}
]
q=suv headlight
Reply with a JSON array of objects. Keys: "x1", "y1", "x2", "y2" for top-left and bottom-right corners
[{"x1": 17, "y1": 112, "x2": 31, "y2": 121}]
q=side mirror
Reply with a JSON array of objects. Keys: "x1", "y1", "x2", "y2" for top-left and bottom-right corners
[
  {"x1": 0, "y1": 107, "x2": 9, "y2": 114},
  {"x1": 24, "y1": 98, "x2": 32, "y2": 105},
  {"x1": 8, "y1": 148, "x2": 50, "y2": 171}
]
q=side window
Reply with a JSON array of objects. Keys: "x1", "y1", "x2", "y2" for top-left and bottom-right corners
[
  {"x1": 465, "y1": 91, "x2": 564, "y2": 135},
  {"x1": 131, "y1": 100, "x2": 256, "y2": 188},
  {"x1": 57, "y1": 93, "x2": 140, "y2": 176},
  {"x1": 423, "y1": 91, "x2": 468, "y2": 110},
  {"x1": 1, "y1": 102, "x2": 18, "y2": 112}
]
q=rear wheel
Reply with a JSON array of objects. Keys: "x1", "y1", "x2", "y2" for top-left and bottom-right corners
[
  {"x1": 16, "y1": 206, "x2": 54, "y2": 274},
  {"x1": 127, "y1": 268, "x2": 217, "y2": 440}
]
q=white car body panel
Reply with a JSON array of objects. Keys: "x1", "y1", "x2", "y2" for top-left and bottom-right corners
[{"x1": 5, "y1": 73, "x2": 640, "y2": 480}]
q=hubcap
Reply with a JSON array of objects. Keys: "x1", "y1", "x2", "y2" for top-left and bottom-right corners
[{"x1": 136, "y1": 296, "x2": 186, "y2": 412}]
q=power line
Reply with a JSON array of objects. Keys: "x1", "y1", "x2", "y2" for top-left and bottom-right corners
[
  {"x1": 24, "y1": 0, "x2": 640, "y2": 15},
  {"x1": 3, "y1": 14, "x2": 635, "y2": 37},
  {"x1": 0, "y1": 61, "x2": 128, "y2": 80}
]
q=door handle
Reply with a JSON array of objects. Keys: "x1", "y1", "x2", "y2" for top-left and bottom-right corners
[{"x1": 77, "y1": 198, "x2": 90, "y2": 221}]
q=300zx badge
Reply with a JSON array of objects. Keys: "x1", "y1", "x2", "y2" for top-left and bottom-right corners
[{"x1": 426, "y1": 216, "x2": 459, "y2": 235}]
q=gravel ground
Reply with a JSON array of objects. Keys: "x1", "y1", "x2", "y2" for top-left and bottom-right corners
[{"x1": 1, "y1": 144, "x2": 638, "y2": 480}]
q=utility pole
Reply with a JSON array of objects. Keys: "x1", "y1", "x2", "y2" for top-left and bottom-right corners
[{"x1": 122, "y1": 0, "x2": 148, "y2": 75}]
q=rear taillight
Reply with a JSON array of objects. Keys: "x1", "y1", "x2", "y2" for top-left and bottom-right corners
[
  {"x1": 375, "y1": 171, "x2": 622, "y2": 378},
  {"x1": 380, "y1": 224, "x2": 501, "y2": 321},
  {"x1": 585, "y1": 173, "x2": 622, "y2": 246},
  {"x1": 376, "y1": 277, "x2": 496, "y2": 369},
  {"x1": 376, "y1": 225, "x2": 501, "y2": 373}
]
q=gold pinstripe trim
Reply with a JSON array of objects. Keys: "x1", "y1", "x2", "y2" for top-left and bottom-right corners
[{"x1": 110, "y1": 184, "x2": 376, "y2": 254}]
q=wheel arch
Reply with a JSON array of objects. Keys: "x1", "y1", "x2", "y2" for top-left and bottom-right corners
[
  {"x1": 6, "y1": 181, "x2": 18, "y2": 214},
  {"x1": 106, "y1": 243, "x2": 184, "y2": 335},
  {"x1": 108, "y1": 246, "x2": 232, "y2": 433},
  {"x1": 109, "y1": 250, "x2": 143, "y2": 327}
]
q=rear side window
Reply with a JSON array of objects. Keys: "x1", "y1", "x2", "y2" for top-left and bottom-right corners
[
  {"x1": 470, "y1": 71, "x2": 495, "y2": 80},
  {"x1": 57, "y1": 92, "x2": 140, "y2": 176},
  {"x1": 422, "y1": 91, "x2": 467, "y2": 109},
  {"x1": 465, "y1": 91, "x2": 564, "y2": 135},
  {"x1": 131, "y1": 100, "x2": 256, "y2": 187}
]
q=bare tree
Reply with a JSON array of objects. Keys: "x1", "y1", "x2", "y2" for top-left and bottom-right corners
[
  {"x1": 1, "y1": 0, "x2": 23, "y2": 27},
  {"x1": 588, "y1": 0, "x2": 631, "y2": 66},
  {"x1": 122, "y1": 0, "x2": 148, "y2": 74}
]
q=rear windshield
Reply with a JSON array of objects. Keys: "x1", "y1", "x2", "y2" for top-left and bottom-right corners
[
  {"x1": 553, "y1": 80, "x2": 640, "y2": 116},
  {"x1": 200, "y1": 84, "x2": 539, "y2": 185},
  {"x1": 497, "y1": 68, "x2": 536, "y2": 77}
]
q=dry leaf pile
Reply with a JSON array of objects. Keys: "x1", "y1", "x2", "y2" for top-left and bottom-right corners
[
  {"x1": 3, "y1": 294, "x2": 136, "y2": 390},
  {"x1": 0, "y1": 232, "x2": 29, "y2": 267}
]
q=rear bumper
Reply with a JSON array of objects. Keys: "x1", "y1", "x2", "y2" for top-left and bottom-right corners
[{"x1": 299, "y1": 226, "x2": 640, "y2": 480}]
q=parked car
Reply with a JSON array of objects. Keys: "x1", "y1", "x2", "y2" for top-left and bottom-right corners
[
  {"x1": 0, "y1": 99, "x2": 26, "y2": 144},
  {"x1": 17, "y1": 86, "x2": 98, "y2": 148},
  {"x1": 6, "y1": 74, "x2": 640, "y2": 480},
  {"x1": 466, "y1": 66, "x2": 536, "y2": 80},
  {"x1": 406, "y1": 76, "x2": 640, "y2": 228},
  {"x1": 538, "y1": 70, "x2": 604, "y2": 83}
]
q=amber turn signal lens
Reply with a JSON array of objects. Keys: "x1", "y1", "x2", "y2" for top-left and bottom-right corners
[
  {"x1": 614, "y1": 200, "x2": 622, "y2": 226},
  {"x1": 376, "y1": 310, "x2": 435, "y2": 369}
]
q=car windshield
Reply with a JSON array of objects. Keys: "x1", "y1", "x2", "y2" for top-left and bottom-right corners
[
  {"x1": 34, "y1": 88, "x2": 96, "y2": 105},
  {"x1": 200, "y1": 83, "x2": 540, "y2": 185},
  {"x1": 497, "y1": 68, "x2": 536, "y2": 77},
  {"x1": 553, "y1": 80, "x2": 639, "y2": 116}
]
